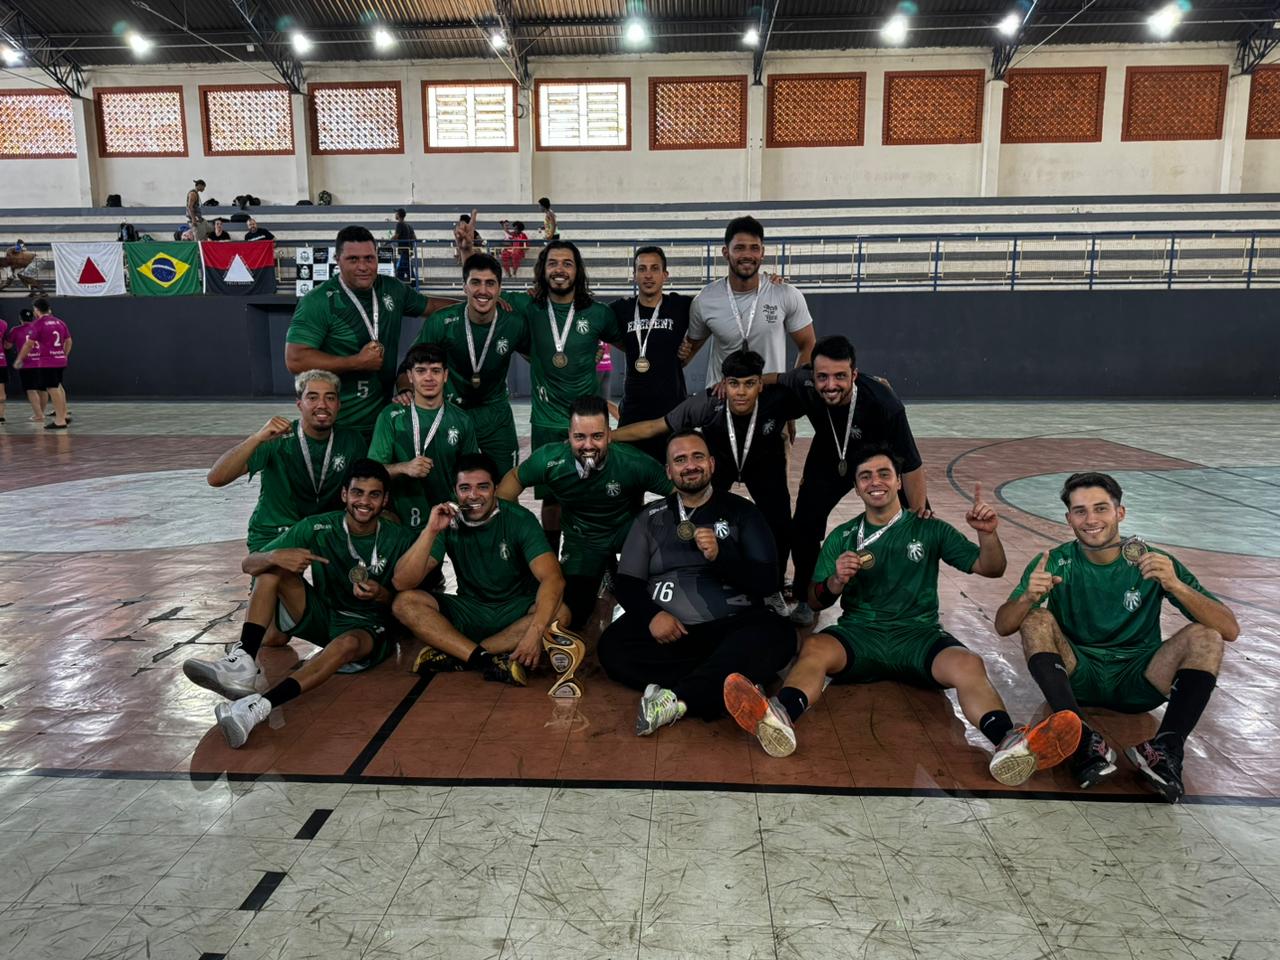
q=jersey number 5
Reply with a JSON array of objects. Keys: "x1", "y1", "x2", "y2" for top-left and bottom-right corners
[{"x1": 356, "y1": 380, "x2": 370, "y2": 398}]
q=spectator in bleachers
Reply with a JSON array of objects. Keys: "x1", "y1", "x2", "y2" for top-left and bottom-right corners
[
  {"x1": 1, "y1": 241, "x2": 46, "y2": 297},
  {"x1": 186, "y1": 180, "x2": 211, "y2": 240},
  {"x1": 500, "y1": 220, "x2": 528, "y2": 277},
  {"x1": 210, "y1": 219, "x2": 233, "y2": 241},
  {"x1": 243, "y1": 217, "x2": 275, "y2": 242},
  {"x1": 392, "y1": 208, "x2": 415, "y2": 281},
  {"x1": 538, "y1": 197, "x2": 558, "y2": 239},
  {"x1": 453, "y1": 210, "x2": 478, "y2": 265}
]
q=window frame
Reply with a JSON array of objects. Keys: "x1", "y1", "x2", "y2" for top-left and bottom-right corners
[
  {"x1": 765, "y1": 72, "x2": 867, "y2": 149},
  {"x1": 198, "y1": 83, "x2": 295, "y2": 157},
  {"x1": 94, "y1": 84, "x2": 189, "y2": 159},
  {"x1": 534, "y1": 77, "x2": 632, "y2": 152},
  {"x1": 422, "y1": 79, "x2": 520, "y2": 154},
  {"x1": 308, "y1": 80, "x2": 405, "y2": 157},
  {"x1": 0, "y1": 89, "x2": 77, "y2": 160},
  {"x1": 648, "y1": 74, "x2": 748, "y2": 151}
]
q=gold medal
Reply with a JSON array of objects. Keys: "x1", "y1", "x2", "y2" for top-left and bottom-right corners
[
  {"x1": 349, "y1": 562, "x2": 370, "y2": 585},
  {"x1": 634, "y1": 357, "x2": 651, "y2": 373},
  {"x1": 1120, "y1": 536, "x2": 1149, "y2": 565},
  {"x1": 470, "y1": 374, "x2": 482, "y2": 388},
  {"x1": 552, "y1": 351, "x2": 569, "y2": 368},
  {"x1": 676, "y1": 520, "x2": 696, "y2": 541},
  {"x1": 856, "y1": 550, "x2": 876, "y2": 569}
]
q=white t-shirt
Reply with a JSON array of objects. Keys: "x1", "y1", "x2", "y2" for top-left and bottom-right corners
[{"x1": 688, "y1": 274, "x2": 814, "y2": 387}]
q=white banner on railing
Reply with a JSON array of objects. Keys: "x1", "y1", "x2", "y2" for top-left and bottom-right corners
[{"x1": 53, "y1": 241, "x2": 126, "y2": 296}]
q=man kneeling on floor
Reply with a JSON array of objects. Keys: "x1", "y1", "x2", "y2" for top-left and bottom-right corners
[
  {"x1": 724, "y1": 445, "x2": 1082, "y2": 785},
  {"x1": 598, "y1": 430, "x2": 796, "y2": 734},
  {"x1": 184, "y1": 459, "x2": 432, "y2": 748},
  {"x1": 393, "y1": 452, "x2": 576, "y2": 686},
  {"x1": 994, "y1": 471, "x2": 1239, "y2": 802}
]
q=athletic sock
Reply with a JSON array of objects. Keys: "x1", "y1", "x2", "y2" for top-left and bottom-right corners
[
  {"x1": 776, "y1": 686, "x2": 809, "y2": 723},
  {"x1": 265, "y1": 677, "x2": 301, "y2": 709},
  {"x1": 239, "y1": 623, "x2": 267, "y2": 660},
  {"x1": 1155, "y1": 669, "x2": 1217, "y2": 747},
  {"x1": 1027, "y1": 652, "x2": 1082, "y2": 716},
  {"x1": 979, "y1": 709, "x2": 1014, "y2": 746},
  {"x1": 466, "y1": 647, "x2": 494, "y2": 670}
]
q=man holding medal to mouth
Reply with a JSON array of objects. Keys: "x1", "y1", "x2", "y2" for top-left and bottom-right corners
[
  {"x1": 995, "y1": 471, "x2": 1239, "y2": 803},
  {"x1": 186, "y1": 460, "x2": 436, "y2": 749}
]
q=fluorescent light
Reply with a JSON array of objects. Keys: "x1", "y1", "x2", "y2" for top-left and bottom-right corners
[
  {"x1": 996, "y1": 12, "x2": 1022, "y2": 36},
  {"x1": 489, "y1": 30, "x2": 507, "y2": 50},
  {"x1": 126, "y1": 32, "x2": 153, "y2": 55},
  {"x1": 291, "y1": 31, "x2": 312, "y2": 55},
  {"x1": 624, "y1": 18, "x2": 648, "y2": 45},
  {"x1": 373, "y1": 27, "x2": 394, "y2": 50},
  {"x1": 743, "y1": 26, "x2": 760, "y2": 46},
  {"x1": 880, "y1": 13, "x2": 909, "y2": 44},
  {"x1": 0, "y1": 44, "x2": 22, "y2": 65},
  {"x1": 1147, "y1": 2, "x2": 1184, "y2": 37}
]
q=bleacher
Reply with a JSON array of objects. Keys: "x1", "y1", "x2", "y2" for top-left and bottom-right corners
[{"x1": 4, "y1": 194, "x2": 1280, "y2": 295}]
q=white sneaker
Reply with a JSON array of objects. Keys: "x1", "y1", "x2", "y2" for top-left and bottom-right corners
[
  {"x1": 183, "y1": 645, "x2": 263, "y2": 699},
  {"x1": 764, "y1": 592, "x2": 790, "y2": 617},
  {"x1": 723, "y1": 672, "x2": 798, "y2": 758},
  {"x1": 789, "y1": 602, "x2": 815, "y2": 626},
  {"x1": 635, "y1": 684, "x2": 686, "y2": 736},
  {"x1": 214, "y1": 694, "x2": 272, "y2": 749}
]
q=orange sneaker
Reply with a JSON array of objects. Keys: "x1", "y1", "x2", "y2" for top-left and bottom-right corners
[
  {"x1": 989, "y1": 710, "x2": 1083, "y2": 786},
  {"x1": 723, "y1": 672, "x2": 796, "y2": 758}
]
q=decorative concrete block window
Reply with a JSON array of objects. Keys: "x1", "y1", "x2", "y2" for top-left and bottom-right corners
[
  {"x1": 1122, "y1": 65, "x2": 1228, "y2": 141},
  {"x1": 0, "y1": 90, "x2": 76, "y2": 158},
  {"x1": 766, "y1": 73, "x2": 866, "y2": 148},
  {"x1": 309, "y1": 81, "x2": 404, "y2": 155},
  {"x1": 1001, "y1": 67, "x2": 1106, "y2": 144},
  {"x1": 1246, "y1": 65, "x2": 1280, "y2": 140},
  {"x1": 200, "y1": 84, "x2": 294, "y2": 156},
  {"x1": 535, "y1": 79, "x2": 630, "y2": 150},
  {"x1": 883, "y1": 70, "x2": 984, "y2": 146},
  {"x1": 649, "y1": 75, "x2": 747, "y2": 150},
  {"x1": 423, "y1": 81, "x2": 518, "y2": 152},
  {"x1": 95, "y1": 86, "x2": 187, "y2": 157}
]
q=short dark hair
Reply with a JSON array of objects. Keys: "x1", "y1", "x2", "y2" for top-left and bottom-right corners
[
  {"x1": 459, "y1": 214, "x2": 471, "y2": 224},
  {"x1": 569, "y1": 395, "x2": 609, "y2": 422},
  {"x1": 404, "y1": 342, "x2": 447, "y2": 369},
  {"x1": 724, "y1": 215, "x2": 764, "y2": 247},
  {"x1": 665, "y1": 428, "x2": 709, "y2": 460},
  {"x1": 344, "y1": 458, "x2": 391, "y2": 491},
  {"x1": 32, "y1": 297, "x2": 51, "y2": 314},
  {"x1": 812, "y1": 335, "x2": 857, "y2": 367},
  {"x1": 335, "y1": 225, "x2": 376, "y2": 258},
  {"x1": 395, "y1": 208, "x2": 406, "y2": 219},
  {"x1": 512, "y1": 220, "x2": 525, "y2": 232},
  {"x1": 193, "y1": 179, "x2": 205, "y2": 187},
  {"x1": 722, "y1": 349, "x2": 764, "y2": 379},
  {"x1": 634, "y1": 245, "x2": 667, "y2": 270},
  {"x1": 455, "y1": 451, "x2": 500, "y2": 485},
  {"x1": 538, "y1": 197, "x2": 551, "y2": 209},
  {"x1": 1060, "y1": 472, "x2": 1123, "y2": 508},
  {"x1": 213, "y1": 218, "x2": 225, "y2": 225},
  {"x1": 19, "y1": 308, "x2": 33, "y2": 322},
  {"x1": 462, "y1": 252, "x2": 503, "y2": 282},
  {"x1": 852, "y1": 443, "x2": 902, "y2": 478}
]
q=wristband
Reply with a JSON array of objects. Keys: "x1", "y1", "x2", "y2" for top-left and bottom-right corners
[{"x1": 812, "y1": 578, "x2": 839, "y2": 610}]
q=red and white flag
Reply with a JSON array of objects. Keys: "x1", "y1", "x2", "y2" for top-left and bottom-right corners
[{"x1": 53, "y1": 241, "x2": 126, "y2": 296}]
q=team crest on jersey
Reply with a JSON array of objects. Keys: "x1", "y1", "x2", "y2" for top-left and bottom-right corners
[
  {"x1": 906, "y1": 540, "x2": 924, "y2": 562},
  {"x1": 381, "y1": 293, "x2": 395, "y2": 310},
  {"x1": 496, "y1": 337, "x2": 511, "y2": 355},
  {"x1": 606, "y1": 481, "x2": 622, "y2": 497},
  {"x1": 576, "y1": 318, "x2": 590, "y2": 335},
  {"x1": 369, "y1": 557, "x2": 388, "y2": 575},
  {"x1": 332, "y1": 455, "x2": 347, "y2": 471},
  {"x1": 762, "y1": 419, "x2": 776, "y2": 436},
  {"x1": 1123, "y1": 589, "x2": 1142, "y2": 612},
  {"x1": 850, "y1": 426, "x2": 863, "y2": 440},
  {"x1": 714, "y1": 519, "x2": 730, "y2": 540},
  {"x1": 447, "y1": 427, "x2": 460, "y2": 445},
  {"x1": 499, "y1": 541, "x2": 511, "y2": 560}
]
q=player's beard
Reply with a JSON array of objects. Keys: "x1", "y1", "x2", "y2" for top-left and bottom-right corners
[{"x1": 674, "y1": 472, "x2": 711, "y2": 495}]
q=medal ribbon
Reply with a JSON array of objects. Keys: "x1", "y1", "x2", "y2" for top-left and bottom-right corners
[
  {"x1": 547, "y1": 301, "x2": 575, "y2": 359},
  {"x1": 725, "y1": 277, "x2": 765, "y2": 347},
  {"x1": 410, "y1": 404, "x2": 446, "y2": 457},
  {"x1": 727, "y1": 404, "x2": 758, "y2": 475},
  {"x1": 673, "y1": 488, "x2": 713, "y2": 526},
  {"x1": 296, "y1": 422, "x2": 335, "y2": 497},
  {"x1": 856, "y1": 508, "x2": 904, "y2": 551},
  {"x1": 343, "y1": 517, "x2": 381, "y2": 572},
  {"x1": 464, "y1": 306, "x2": 499, "y2": 384},
  {"x1": 826, "y1": 383, "x2": 859, "y2": 463},
  {"x1": 338, "y1": 276, "x2": 379, "y2": 342},
  {"x1": 633, "y1": 296, "x2": 661, "y2": 361}
]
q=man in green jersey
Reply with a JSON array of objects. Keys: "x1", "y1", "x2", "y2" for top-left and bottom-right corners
[
  {"x1": 409, "y1": 253, "x2": 528, "y2": 473},
  {"x1": 724, "y1": 446, "x2": 1082, "y2": 787},
  {"x1": 517, "y1": 241, "x2": 624, "y2": 550},
  {"x1": 393, "y1": 453, "x2": 573, "y2": 687},
  {"x1": 498, "y1": 395, "x2": 672, "y2": 632},
  {"x1": 995, "y1": 471, "x2": 1239, "y2": 802},
  {"x1": 286, "y1": 226, "x2": 455, "y2": 441},
  {"x1": 184, "y1": 460, "x2": 435, "y2": 748},
  {"x1": 206, "y1": 369, "x2": 367, "y2": 551},
  {"x1": 368, "y1": 343, "x2": 478, "y2": 536}
]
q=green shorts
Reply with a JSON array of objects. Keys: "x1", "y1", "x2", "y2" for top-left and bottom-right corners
[
  {"x1": 824, "y1": 622, "x2": 964, "y2": 689},
  {"x1": 246, "y1": 524, "x2": 290, "y2": 554},
  {"x1": 435, "y1": 592, "x2": 536, "y2": 641},
  {"x1": 471, "y1": 403, "x2": 519, "y2": 475},
  {"x1": 558, "y1": 534, "x2": 616, "y2": 579},
  {"x1": 276, "y1": 581, "x2": 391, "y2": 672},
  {"x1": 1068, "y1": 642, "x2": 1167, "y2": 714},
  {"x1": 530, "y1": 423, "x2": 565, "y2": 502}
]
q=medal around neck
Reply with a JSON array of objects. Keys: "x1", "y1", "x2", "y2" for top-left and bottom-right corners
[
  {"x1": 1120, "y1": 536, "x2": 1149, "y2": 565},
  {"x1": 855, "y1": 550, "x2": 876, "y2": 569},
  {"x1": 552, "y1": 351, "x2": 569, "y2": 368},
  {"x1": 349, "y1": 561, "x2": 370, "y2": 585},
  {"x1": 634, "y1": 357, "x2": 651, "y2": 373},
  {"x1": 676, "y1": 520, "x2": 697, "y2": 541}
]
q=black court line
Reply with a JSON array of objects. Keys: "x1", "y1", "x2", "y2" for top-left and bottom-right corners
[
  {"x1": 294, "y1": 808, "x2": 333, "y2": 840},
  {"x1": 238, "y1": 871, "x2": 287, "y2": 911},
  {"x1": 342, "y1": 673, "x2": 433, "y2": 778},
  {"x1": 197, "y1": 953, "x2": 226, "y2": 960}
]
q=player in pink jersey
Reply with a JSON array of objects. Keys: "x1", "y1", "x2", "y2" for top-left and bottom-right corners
[
  {"x1": 0, "y1": 313, "x2": 8, "y2": 423},
  {"x1": 14, "y1": 298, "x2": 70, "y2": 429},
  {"x1": 8, "y1": 308, "x2": 43, "y2": 422}
]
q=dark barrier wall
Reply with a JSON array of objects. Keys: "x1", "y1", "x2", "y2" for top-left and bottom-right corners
[{"x1": 2, "y1": 289, "x2": 1275, "y2": 399}]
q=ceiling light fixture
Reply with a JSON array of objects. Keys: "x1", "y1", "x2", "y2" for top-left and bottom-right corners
[
  {"x1": 623, "y1": 18, "x2": 648, "y2": 45},
  {"x1": 743, "y1": 26, "x2": 760, "y2": 46},
  {"x1": 489, "y1": 30, "x2": 507, "y2": 50},
  {"x1": 0, "y1": 44, "x2": 22, "y2": 65},
  {"x1": 291, "y1": 31, "x2": 313, "y2": 55},
  {"x1": 373, "y1": 27, "x2": 394, "y2": 50},
  {"x1": 996, "y1": 12, "x2": 1022, "y2": 36},
  {"x1": 880, "y1": 13, "x2": 909, "y2": 45},
  {"x1": 126, "y1": 31, "x2": 153, "y2": 55},
  {"x1": 1147, "y1": 1, "x2": 1186, "y2": 38}
]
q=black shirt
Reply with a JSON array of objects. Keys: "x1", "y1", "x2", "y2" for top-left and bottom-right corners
[
  {"x1": 664, "y1": 385, "x2": 806, "y2": 485},
  {"x1": 615, "y1": 489, "x2": 778, "y2": 625},
  {"x1": 208, "y1": 231, "x2": 233, "y2": 241},
  {"x1": 611, "y1": 292, "x2": 692, "y2": 426},
  {"x1": 393, "y1": 221, "x2": 416, "y2": 250},
  {"x1": 776, "y1": 368, "x2": 923, "y2": 472},
  {"x1": 244, "y1": 228, "x2": 275, "y2": 241}
]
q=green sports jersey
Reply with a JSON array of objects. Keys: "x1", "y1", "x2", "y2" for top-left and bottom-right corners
[
  {"x1": 517, "y1": 292, "x2": 623, "y2": 431},
  {"x1": 263, "y1": 509, "x2": 417, "y2": 626},
  {"x1": 1008, "y1": 540, "x2": 1217, "y2": 658},
  {"x1": 244, "y1": 422, "x2": 368, "y2": 550},
  {"x1": 517, "y1": 441, "x2": 673, "y2": 551},
  {"x1": 815, "y1": 510, "x2": 981, "y2": 632},
  {"x1": 367, "y1": 401, "x2": 479, "y2": 531},
  {"x1": 412, "y1": 302, "x2": 529, "y2": 410},
  {"x1": 428, "y1": 501, "x2": 551, "y2": 604},
  {"x1": 286, "y1": 275, "x2": 429, "y2": 432}
]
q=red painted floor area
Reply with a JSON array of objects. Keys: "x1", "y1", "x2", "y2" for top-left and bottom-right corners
[{"x1": 1, "y1": 432, "x2": 1277, "y2": 800}]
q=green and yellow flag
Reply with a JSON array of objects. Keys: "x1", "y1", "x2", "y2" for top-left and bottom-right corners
[{"x1": 124, "y1": 241, "x2": 201, "y2": 296}]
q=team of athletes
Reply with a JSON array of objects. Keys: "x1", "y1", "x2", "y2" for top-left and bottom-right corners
[{"x1": 181, "y1": 216, "x2": 1238, "y2": 803}]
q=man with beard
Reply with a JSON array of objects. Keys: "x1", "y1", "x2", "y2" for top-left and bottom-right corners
[
  {"x1": 598, "y1": 430, "x2": 795, "y2": 735},
  {"x1": 771, "y1": 335, "x2": 928, "y2": 626},
  {"x1": 497, "y1": 395, "x2": 672, "y2": 630},
  {"x1": 369, "y1": 343, "x2": 478, "y2": 534},
  {"x1": 681, "y1": 216, "x2": 815, "y2": 388},
  {"x1": 995, "y1": 472, "x2": 1238, "y2": 802},
  {"x1": 286, "y1": 226, "x2": 455, "y2": 442},
  {"x1": 392, "y1": 453, "x2": 574, "y2": 687},
  {"x1": 410, "y1": 253, "x2": 528, "y2": 473},
  {"x1": 186, "y1": 460, "x2": 431, "y2": 747},
  {"x1": 723, "y1": 447, "x2": 1083, "y2": 788}
]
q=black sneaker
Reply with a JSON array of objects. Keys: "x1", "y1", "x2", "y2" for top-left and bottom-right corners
[
  {"x1": 1126, "y1": 736, "x2": 1185, "y2": 803},
  {"x1": 482, "y1": 655, "x2": 527, "y2": 687},
  {"x1": 1070, "y1": 728, "x2": 1118, "y2": 789},
  {"x1": 411, "y1": 647, "x2": 466, "y2": 675}
]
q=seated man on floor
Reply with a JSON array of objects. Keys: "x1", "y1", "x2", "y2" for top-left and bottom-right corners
[
  {"x1": 184, "y1": 460, "x2": 433, "y2": 748},
  {"x1": 598, "y1": 430, "x2": 795, "y2": 735},
  {"x1": 994, "y1": 471, "x2": 1239, "y2": 802},
  {"x1": 497, "y1": 395, "x2": 673, "y2": 631},
  {"x1": 724, "y1": 446, "x2": 1082, "y2": 786},
  {"x1": 393, "y1": 452, "x2": 575, "y2": 687}
]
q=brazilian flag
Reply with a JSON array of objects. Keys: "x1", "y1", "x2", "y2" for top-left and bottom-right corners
[{"x1": 124, "y1": 241, "x2": 201, "y2": 296}]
